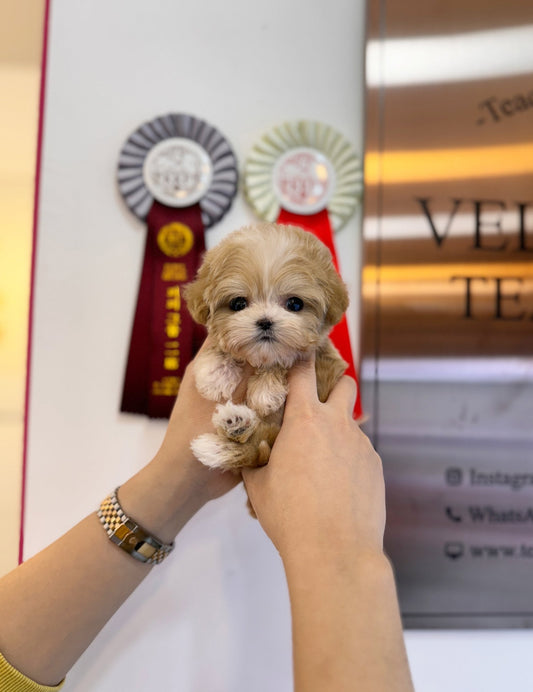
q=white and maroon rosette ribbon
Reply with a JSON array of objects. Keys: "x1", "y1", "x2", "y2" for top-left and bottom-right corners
[
  {"x1": 118, "y1": 113, "x2": 238, "y2": 418},
  {"x1": 243, "y1": 120, "x2": 363, "y2": 419}
]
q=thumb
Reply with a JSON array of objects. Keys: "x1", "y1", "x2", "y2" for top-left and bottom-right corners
[
  {"x1": 241, "y1": 465, "x2": 263, "y2": 510},
  {"x1": 241, "y1": 466, "x2": 255, "y2": 489},
  {"x1": 241, "y1": 462, "x2": 266, "y2": 491},
  {"x1": 285, "y1": 354, "x2": 318, "y2": 411}
]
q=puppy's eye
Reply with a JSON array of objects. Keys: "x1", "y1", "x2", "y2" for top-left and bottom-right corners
[
  {"x1": 285, "y1": 297, "x2": 304, "y2": 312},
  {"x1": 229, "y1": 296, "x2": 248, "y2": 311}
]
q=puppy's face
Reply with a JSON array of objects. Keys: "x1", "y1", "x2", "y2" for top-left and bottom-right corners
[{"x1": 184, "y1": 224, "x2": 348, "y2": 368}]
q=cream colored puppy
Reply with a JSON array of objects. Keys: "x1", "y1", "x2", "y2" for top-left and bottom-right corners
[{"x1": 184, "y1": 223, "x2": 350, "y2": 471}]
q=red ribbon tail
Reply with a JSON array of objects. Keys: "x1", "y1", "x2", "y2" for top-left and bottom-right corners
[{"x1": 276, "y1": 207, "x2": 363, "y2": 419}]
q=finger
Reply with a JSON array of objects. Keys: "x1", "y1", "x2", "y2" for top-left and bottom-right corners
[
  {"x1": 180, "y1": 337, "x2": 212, "y2": 386},
  {"x1": 233, "y1": 362, "x2": 256, "y2": 403},
  {"x1": 326, "y1": 375, "x2": 358, "y2": 417},
  {"x1": 285, "y1": 354, "x2": 318, "y2": 408},
  {"x1": 194, "y1": 335, "x2": 212, "y2": 356},
  {"x1": 241, "y1": 465, "x2": 261, "y2": 499},
  {"x1": 241, "y1": 466, "x2": 253, "y2": 488}
]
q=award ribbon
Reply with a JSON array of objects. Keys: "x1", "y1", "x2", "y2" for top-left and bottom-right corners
[
  {"x1": 118, "y1": 113, "x2": 238, "y2": 418},
  {"x1": 243, "y1": 121, "x2": 363, "y2": 419}
]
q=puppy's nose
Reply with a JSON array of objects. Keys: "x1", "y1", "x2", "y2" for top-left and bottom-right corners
[{"x1": 256, "y1": 318, "x2": 274, "y2": 331}]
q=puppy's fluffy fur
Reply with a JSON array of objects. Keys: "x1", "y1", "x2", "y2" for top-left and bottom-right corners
[{"x1": 184, "y1": 223, "x2": 350, "y2": 471}]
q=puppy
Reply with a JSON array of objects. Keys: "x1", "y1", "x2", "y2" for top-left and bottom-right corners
[{"x1": 184, "y1": 223, "x2": 350, "y2": 471}]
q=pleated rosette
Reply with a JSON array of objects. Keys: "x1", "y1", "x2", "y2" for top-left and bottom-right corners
[
  {"x1": 243, "y1": 120, "x2": 362, "y2": 231},
  {"x1": 243, "y1": 120, "x2": 363, "y2": 419},
  {"x1": 118, "y1": 112, "x2": 238, "y2": 228},
  {"x1": 117, "y1": 113, "x2": 238, "y2": 418}
]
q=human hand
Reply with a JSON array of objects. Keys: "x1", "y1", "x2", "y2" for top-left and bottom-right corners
[
  {"x1": 152, "y1": 340, "x2": 253, "y2": 505},
  {"x1": 242, "y1": 357, "x2": 386, "y2": 564}
]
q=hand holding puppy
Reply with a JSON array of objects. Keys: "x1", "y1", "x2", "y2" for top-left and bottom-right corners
[
  {"x1": 243, "y1": 360, "x2": 413, "y2": 692},
  {"x1": 242, "y1": 357, "x2": 386, "y2": 562},
  {"x1": 184, "y1": 223, "x2": 350, "y2": 471}
]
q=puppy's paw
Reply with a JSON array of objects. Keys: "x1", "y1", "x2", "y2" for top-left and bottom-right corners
[
  {"x1": 191, "y1": 433, "x2": 230, "y2": 469},
  {"x1": 191, "y1": 433, "x2": 250, "y2": 471},
  {"x1": 195, "y1": 352, "x2": 242, "y2": 401},
  {"x1": 212, "y1": 402, "x2": 258, "y2": 443}
]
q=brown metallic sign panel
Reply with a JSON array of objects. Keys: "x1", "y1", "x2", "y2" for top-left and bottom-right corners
[
  {"x1": 364, "y1": 2, "x2": 533, "y2": 358},
  {"x1": 363, "y1": 0, "x2": 533, "y2": 627}
]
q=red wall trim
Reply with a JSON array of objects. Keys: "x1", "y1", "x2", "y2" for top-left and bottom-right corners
[{"x1": 19, "y1": 0, "x2": 52, "y2": 564}]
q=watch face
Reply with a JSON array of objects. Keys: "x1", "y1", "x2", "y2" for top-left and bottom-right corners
[
  {"x1": 135, "y1": 541, "x2": 158, "y2": 560},
  {"x1": 142, "y1": 137, "x2": 213, "y2": 208},
  {"x1": 272, "y1": 147, "x2": 336, "y2": 215}
]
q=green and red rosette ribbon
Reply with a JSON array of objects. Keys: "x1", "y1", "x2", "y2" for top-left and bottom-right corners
[{"x1": 243, "y1": 120, "x2": 364, "y2": 419}]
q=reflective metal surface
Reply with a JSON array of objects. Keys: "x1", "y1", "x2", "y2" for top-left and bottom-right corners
[{"x1": 363, "y1": 0, "x2": 533, "y2": 628}]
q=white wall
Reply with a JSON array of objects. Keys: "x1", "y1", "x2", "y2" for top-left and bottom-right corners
[{"x1": 24, "y1": 1, "x2": 364, "y2": 690}]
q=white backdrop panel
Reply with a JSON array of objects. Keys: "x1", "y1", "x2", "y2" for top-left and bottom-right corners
[
  {"x1": 25, "y1": 0, "x2": 365, "y2": 689},
  {"x1": 24, "y1": 2, "x2": 533, "y2": 690}
]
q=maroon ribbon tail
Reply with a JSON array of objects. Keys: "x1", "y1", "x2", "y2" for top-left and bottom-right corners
[{"x1": 121, "y1": 201, "x2": 206, "y2": 418}]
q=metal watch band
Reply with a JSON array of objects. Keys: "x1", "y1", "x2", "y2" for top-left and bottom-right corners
[{"x1": 97, "y1": 487, "x2": 174, "y2": 565}]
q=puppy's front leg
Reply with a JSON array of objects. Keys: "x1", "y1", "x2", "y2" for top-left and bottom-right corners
[
  {"x1": 194, "y1": 346, "x2": 243, "y2": 402},
  {"x1": 316, "y1": 339, "x2": 349, "y2": 402},
  {"x1": 246, "y1": 368, "x2": 287, "y2": 417},
  {"x1": 212, "y1": 402, "x2": 258, "y2": 443}
]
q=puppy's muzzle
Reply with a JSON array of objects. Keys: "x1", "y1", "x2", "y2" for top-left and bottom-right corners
[
  {"x1": 256, "y1": 318, "x2": 276, "y2": 342},
  {"x1": 256, "y1": 318, "x2": 274, "y2": 332}
]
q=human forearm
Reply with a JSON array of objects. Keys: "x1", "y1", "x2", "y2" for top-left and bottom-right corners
[
  {"x1": 0, "y1": 452, "x2": 205, "y2": 687},
  {"x1": 0, "y1": 346, "x2": 243, "y2": 686},
  {"x1": 284, "y1": 547, "x2": 414, "y2": 692},
  {"x1": 243, "y1": 362, "x2": 414, "y2": 689}
]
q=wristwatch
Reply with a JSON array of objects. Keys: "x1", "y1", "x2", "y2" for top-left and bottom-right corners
[{"x1": 97, "y1": 488, "x2": 174, "y2": 565}]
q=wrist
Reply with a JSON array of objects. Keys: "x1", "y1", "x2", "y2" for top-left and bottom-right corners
[
  {"x1": 117, "y1": 453, "x2": 209, "y2": 545},
  {"x1": 282, "y1": 537, "x2": 390, "y2": 585}
]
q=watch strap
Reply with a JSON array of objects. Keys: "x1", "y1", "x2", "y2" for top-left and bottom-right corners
[{"x1": 97, "y1": 487, "x2": 174, "y2": 565}]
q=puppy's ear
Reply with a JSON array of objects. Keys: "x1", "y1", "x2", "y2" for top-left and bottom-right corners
[
  {"x1": 183, "y1": 271, "x2": 210, "y2": 325},
  {"x1": 323, "y1": 268, "x2": 349, "y2": 328}
]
